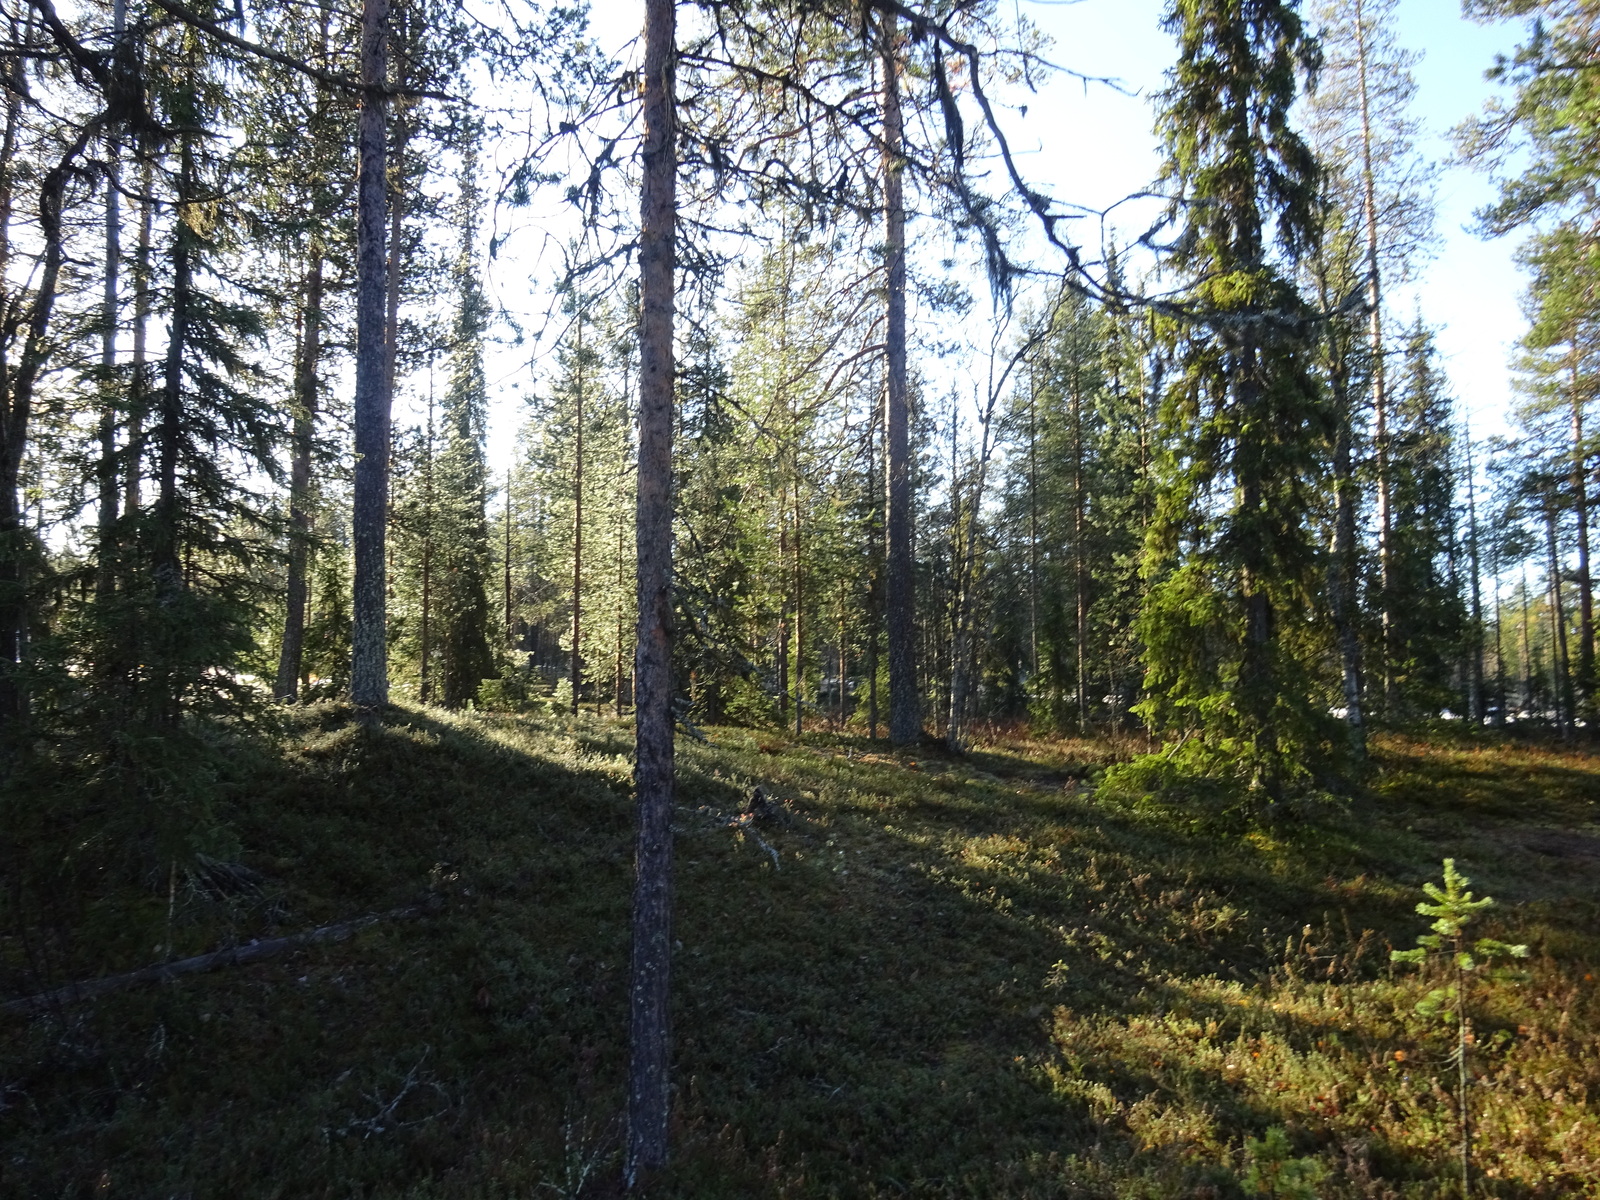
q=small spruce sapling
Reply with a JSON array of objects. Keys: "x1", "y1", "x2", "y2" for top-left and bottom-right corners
[
  {"x1": 1391, "y1": 859, "x2": 1528, "y2": 1198},
  {"x1": 1243, "y1": 1125, "x2": 1327, "y2": 1198}
]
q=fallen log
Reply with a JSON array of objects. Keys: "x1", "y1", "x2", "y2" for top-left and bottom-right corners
[{"x1": 2, "y1": 905, "x2": 424, "y2": 1017}]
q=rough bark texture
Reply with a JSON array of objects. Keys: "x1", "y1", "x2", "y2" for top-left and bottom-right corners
[
  {"x1": 276, "y1": 252, "x2": 324, "y2": 701},
  {"x1": 881, "y1": 17, "x2": 917, "y2": 746},
  {"x1": 350, "y1": 0, "x2": 390, "y2": 711},
  {"x1": 626, "y1": 0, "x2": 676, "y2": 1182}
]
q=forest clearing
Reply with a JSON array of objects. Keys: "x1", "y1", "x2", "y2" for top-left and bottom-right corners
[
  {"x1": 3, "y1": 706, "x2": 1597, "y2": 1197},
  {"x1": 8, "y1": 0, "x2": 1600, "y2": 1191}
]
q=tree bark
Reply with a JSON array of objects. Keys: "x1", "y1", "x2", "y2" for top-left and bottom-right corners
[
  {"x1": 794, "y1": 490, "x2": 803, "y2": 738},
  {"x1": 867, "y1": 389, "x2": 880, "y2": 739},
  {"x1": 1570, "y1": 346, "x2": 1595, "y2": 719},
  {"x1": 880, "y1": 15, "x2": 917, "y2": 745},
  {"x1": 419, "y1": 402, "x2": 434, "y2": 703},
  {"x1": 1463, "y1": 425, "x2": 1484, "y2": 723},
  {"x1": 124, "y1": 156, "x2": 155, "y2": 521},
  {"x1": 95, "y1": 117, "x2": 123, "y2": 598},
  {"x1": 1070, "y1": 346, "x2": 1088, "y2": 734},
  {"x1": 1328, "y1": 358, "x2": 1367, "y2": 754},
  {"x1": 276, "y1": 251, "x2": 324, "y2": 701},
  {"x1": 626, "y1": 0, "x2": 676, "y2": 1180},
  {"x1": 1355, "y1": 0, "x2": 1396, "y2": 715},
  {"x1": 0, "y1": 123, "x2": 89, "y2": 731},
  {"x1": 504, "y1": 467, "x2": 513, "y2": 649},
  {"x1": 1545, "y1": 498, "x2": 1573, "y2": 738},
  {"x1": 572, "y1": 308, "x2": 584, "y2": 715},
  {"x1": 350, "y1": 0, "x2": 390, "y2": 712}
]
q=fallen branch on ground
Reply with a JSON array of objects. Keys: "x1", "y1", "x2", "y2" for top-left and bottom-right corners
[{"x1": 2, "y1": 905, "x2": 427, "y2": 1017}]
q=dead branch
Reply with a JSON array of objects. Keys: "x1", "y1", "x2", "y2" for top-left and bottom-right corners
[{"x1": 2, "y1": 904, "x2": 426, "y2": 1017}]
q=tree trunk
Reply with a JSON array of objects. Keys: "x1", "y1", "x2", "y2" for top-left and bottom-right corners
[
  {"x1": 152, "y1": 133, "x2": 198, "y2": 729},
  {"x1": 777, "y1": 499, "x2": 788, "y2": 721},
  {"x1": 1463, "y1": 426, "x2": 1484, "y2": 723},
  {"x1": 794, "y1": 491, "x2": 803, "y2": 739},
  {"x1": 96, "y1": 122, "x2": 123, "y2": 598},
  {"x1": 0, "y1": 120, "x2": 88, "y2": 731},
  {"x1": 125, "y1": 156, "x2": 155, "y2": 521},
  {"x1": 350, "y1": 0, "x2": 391, "y2": 712},
  {"x1": 868, "y1": 392, "x2": 880, "y2": 739},
  {"x1": 1519, "y1": 563, "x2": 1534, "y2": 716},
  {"x1": 626, "y1": 0, "x2": 676, "y2": 1180},
  {"x1": 571, "y1": 310, "x2": 584, "y2": 715},
  {"x1": 881, "y1": 15, "x2": 916, "y2": 746},
  {"x1": 1070, "y1": 350, "x2": 1088, "y2": 734},
  {"x1": 1028, "y1": 363, "x2": 1039, "y2": 682},
  {"x1": 504, "y1": 467, "x2": 513, "y2": 648},
  {"x1": 1545, "y1": 499, "x2": 1573, "y2": 738},
  {"x1": 419, "y1": 391, "x2": 435, "y2": 703},
  {"x1": 1355, "y1": 0, "x2": 1396, "y2": 715},
  {"x1": 1570, "y1": 347, "x2": 1595, "y2": 719},
  {"x1": 276, "y1": 251, "x2": 324, "y2": 701}
]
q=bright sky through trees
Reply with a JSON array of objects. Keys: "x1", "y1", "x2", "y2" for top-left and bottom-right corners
[{"x1": 479, "y1": 0, "x2": 1529, "y2": 469}]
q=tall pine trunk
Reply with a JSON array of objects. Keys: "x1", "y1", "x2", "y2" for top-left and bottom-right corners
[
  {"x1": 125, "y1": 156, "x2": 155, "y2": 521},
  {"x1": 571, "y1": 312, "x2": 583, "y2": 715},
  {"x1": 276, "y1": 252, "x2": 325, "y2": 700},
  {"x1": 152, "y1": 134, "x2": 198, "y2": 730},
  {"x1": 1355, "y1": 0, "x2": 1396, "y2": 714},
  {"x1": 1545, "y1": 497, "x2": 1573, "y2": 737},
  {"x1": 96, "y1": 96, "x2": 123, "y2": 598},
  {"x1": 1570, "y1": 349, "x2": 1595, "y2": 718},
  {"x1": 626, "y1": 0, "x2": 676, "y2": 1178},
  {"x1": 881, "y1": 15, "x2": 916, "y2": 745},
  {"x1": 1328, "y1": 346, "x2": 1367, "y2": 753},
  {"x1": 794, "y1": 490, "x2": 803, "y2": 738},
  {"x1": 2, "y1": 128, "x2": 92, "y2": 729},
  {"x1": 1463, "y1": 427, "x2": 1484, "y2": 722},
  {"x1": 350, "y1": 0, "x2": 391, "y2": 711}
]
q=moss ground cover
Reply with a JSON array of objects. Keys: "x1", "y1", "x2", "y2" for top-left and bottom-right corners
[{"x1": 2, "y1": 708, "x2": 1597, "y2": 1197}]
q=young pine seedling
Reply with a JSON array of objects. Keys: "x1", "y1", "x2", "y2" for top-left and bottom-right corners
[{"x1": 1391, "y1": 858, "x2": 1528, "y2": 1199}]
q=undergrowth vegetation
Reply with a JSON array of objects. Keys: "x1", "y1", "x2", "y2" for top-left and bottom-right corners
[{"x1": 2, "y1": 708, "x2": 1597, "y2": 1197}]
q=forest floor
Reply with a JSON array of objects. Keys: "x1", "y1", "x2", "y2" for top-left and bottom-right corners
[{"x1": 2, "y1": 704, "x2": 1599, "y2": 1198}]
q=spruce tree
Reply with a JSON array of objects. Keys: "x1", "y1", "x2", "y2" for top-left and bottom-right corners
[
  {"x1": 1387, "y1": 320, "x2": 1469, "y2": 717},
  {"x1": 1138, "y1": 0, "x2": 1335, "y2": 797},
  {"x1": 432, "y1": 145, "x2": 494, "y2": 708}
]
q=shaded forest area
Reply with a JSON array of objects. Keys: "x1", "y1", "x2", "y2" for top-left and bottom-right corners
[{"x1": 3, "y1": 0, "x2": 1600, "y2": 1193}]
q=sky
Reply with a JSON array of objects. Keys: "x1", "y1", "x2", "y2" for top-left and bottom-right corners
[
  {"x1": 998, "y1": 0, "x2": 1530, "y2": 439},
  {"x1": 479, "y1": 0, "x2": 1540, "y2": 461}
]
